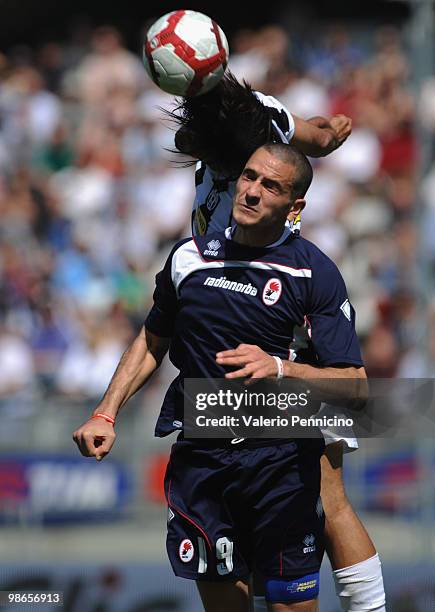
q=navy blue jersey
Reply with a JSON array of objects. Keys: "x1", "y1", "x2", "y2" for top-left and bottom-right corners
[{"x1": 145, "y1": 227, "x2": 363, "y2": 437}]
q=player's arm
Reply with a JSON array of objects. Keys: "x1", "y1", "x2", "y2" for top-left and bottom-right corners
[
  {"x1": 73, "y1": 327, "x2": 169, "y2": 461},
  {"x1": 216, "y1": 346, "x2": 366, "y2": 411},
  {"x1": 217, "y1": 347, "x2": 364, "y2": 380},
  {"x1": 291, "y1": 114, "x2": 352, "y2": 157},
  {"x1": 73, "y1": 240, "x2": 180, "y2": 461},
  {"x1": 92, "y1": 326, "x2": 169, "y2": 420}
]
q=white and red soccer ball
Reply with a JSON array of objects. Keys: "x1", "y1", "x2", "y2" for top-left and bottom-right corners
[{"x1": 143, "y1": 10, "x2": 229, "y2": 97}]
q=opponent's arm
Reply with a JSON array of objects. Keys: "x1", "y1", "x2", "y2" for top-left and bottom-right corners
[
  {"x1": 291, "y1": 114, "x2": 352, "y2": 157},
  {"x1": 73, "y1": 327, "x2": 170, "y2": 461}
]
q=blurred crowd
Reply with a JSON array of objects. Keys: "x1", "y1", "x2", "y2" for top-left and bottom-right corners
[{"x1": 0, "y1": 19, "x2": 433, "y2": 406}]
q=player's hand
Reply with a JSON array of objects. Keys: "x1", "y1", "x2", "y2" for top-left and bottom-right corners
[
  {"x1": 216, "y1": 344, "x2": 279, "y2": 381},
  {"x1": 330, "y1": 114, "x2": 352, "y2": 145},
  {"x1": 72, "y1": 418, "x2": 116, "y2": 462}
]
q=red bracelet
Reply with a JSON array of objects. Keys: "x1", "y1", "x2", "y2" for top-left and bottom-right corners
[{"x1": 92, "y1": 413, "x2": 115, "y2": 425}]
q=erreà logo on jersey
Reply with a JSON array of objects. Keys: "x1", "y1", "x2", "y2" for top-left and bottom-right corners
[
  {"x1": 204, "y1": 239, "x2": 221, "y2": 257},
  {"x1": 302, "y1": 533, "x2": 316, "y2": 553},
  {"x1": 262, "y1": 278, "x2": 282, "y2": 306}
]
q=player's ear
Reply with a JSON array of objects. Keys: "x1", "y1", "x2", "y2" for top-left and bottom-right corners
[{"x1": 288, "y1": 198, "x2": 305, "y2": 220}]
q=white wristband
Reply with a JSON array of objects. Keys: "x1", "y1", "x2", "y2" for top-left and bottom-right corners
[{"x1": 272, "y1": 356, "x2": 284, "y2": 379}]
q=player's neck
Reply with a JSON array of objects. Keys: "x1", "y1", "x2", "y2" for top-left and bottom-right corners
[{"x1": 232, "y1": 225, "x2": 285, "y2": 248}]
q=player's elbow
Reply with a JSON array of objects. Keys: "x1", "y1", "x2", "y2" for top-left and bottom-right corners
[
  {"x1": 349, "y1": 367, "x2": 368, "y2": 411},
  {"x1": 331, "y1": 366, "x2": 367, "y2": 411}
]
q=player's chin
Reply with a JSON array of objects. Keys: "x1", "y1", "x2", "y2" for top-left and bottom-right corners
[{"x1": 233, "y1": 207, "x2": 259, "y2": 226}]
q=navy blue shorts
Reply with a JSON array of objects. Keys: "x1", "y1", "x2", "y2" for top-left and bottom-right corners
[{"x1": 164, "y1": 437, "x2": 325, "y2": 583}]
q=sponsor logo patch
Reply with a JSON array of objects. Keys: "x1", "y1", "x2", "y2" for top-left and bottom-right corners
[
  {"x1": 206, "y1": 191, "x2": 221, "y2": 212},
  {"x1": 286, "y1": 578, "x2": 318, "y2": 593},
  {"x1": 203, "y1": 276, "x2": 257, "y2": 296},
  {"x1": 179, "y1": 539, "x2": 194, "y2": 562},
  {"x1": 262, "y1": 278, "x2": 282, "y2": 306}
]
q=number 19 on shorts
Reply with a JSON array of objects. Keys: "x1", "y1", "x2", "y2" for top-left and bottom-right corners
[
  {"x1": 216, "y1": 537, "x2": 234, "y2": 575},
  {"x1": 197, "y1": 536, "x2": 234, "y2": 575}
]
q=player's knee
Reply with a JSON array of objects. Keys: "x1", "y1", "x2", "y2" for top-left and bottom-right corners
[{"x1": 265, "y1": 573, "x2": 319, "y2": 605}]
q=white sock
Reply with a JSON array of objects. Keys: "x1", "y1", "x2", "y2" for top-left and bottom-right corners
[
  {"x1": 252, "y1": 595, "x2": 268, "y2": 611},
  {"x1": 333, "y1": 553, "x2": 386, "y2": 611}
]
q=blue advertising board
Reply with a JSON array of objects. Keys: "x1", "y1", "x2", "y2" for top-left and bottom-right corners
[{"x1": 0, "y1": 455, "x2": 132, "y2": 524}]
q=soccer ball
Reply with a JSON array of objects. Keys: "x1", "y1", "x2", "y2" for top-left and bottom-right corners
[{"x1": 143, "y1": 10, "x2": 229, "y2": 97}]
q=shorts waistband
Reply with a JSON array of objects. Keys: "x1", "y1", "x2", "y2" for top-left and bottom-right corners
[{"x1": 176, "y1": 434, "x2": 295, "y2": 449}]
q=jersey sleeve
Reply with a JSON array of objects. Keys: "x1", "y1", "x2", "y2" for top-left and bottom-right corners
[
  {"x1": 253, "y1": 91, "x2": 295, "y2": 143},
  {"x1": 307, "y1": 259, "x2": 363, "y2": 367},
  {"x1": 144, "y1": 247, "x2": 179, "y2": 338}
]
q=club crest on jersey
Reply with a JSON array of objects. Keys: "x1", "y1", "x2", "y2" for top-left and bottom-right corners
[
  {"x1": 262, "y1": 278, "x2": 282, "y2": 306},
  {"x1": 204, "y1": 240, "x2": 221, "y2": 257},
  {"x1": 179, "y1": 539, "x2": 194, "y2": 562}
]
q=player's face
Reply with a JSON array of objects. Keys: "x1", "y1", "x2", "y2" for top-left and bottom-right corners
[{"x1": 232, "y1": 148, "x2": 304, "y2": 230}]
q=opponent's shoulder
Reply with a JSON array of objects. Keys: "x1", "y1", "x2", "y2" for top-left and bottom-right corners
[
  {"x1": 253, "y1": 90, "x2": 294, "y2": 143},
  {"x1": 253, "y1": 90, "x2": 288, "y2": 112},
  {"x1": 194, "y1": 161, "x2": 236, "y2": 188}
]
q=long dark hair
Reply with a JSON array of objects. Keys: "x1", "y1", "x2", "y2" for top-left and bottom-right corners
[{"x1": 167, "y1": 72, "x2": 276, "y2": 177}]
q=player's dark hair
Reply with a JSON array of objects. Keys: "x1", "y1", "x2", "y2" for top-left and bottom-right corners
[
  {"x1": 167, "y1": 71, "x2": 276, "y2": 176},
  {"x1": 261, "y1": 142, "x2": 313, "y2": 198}
]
